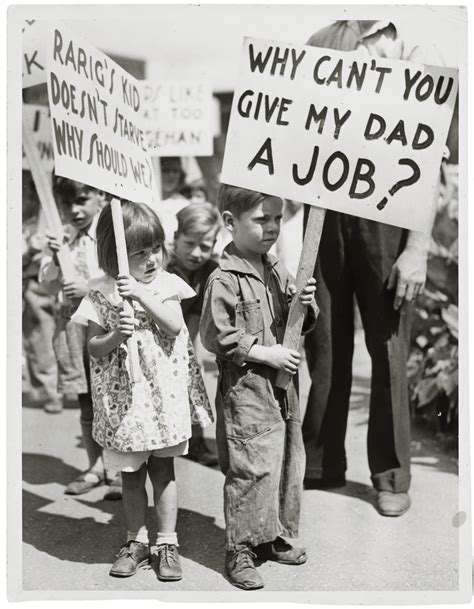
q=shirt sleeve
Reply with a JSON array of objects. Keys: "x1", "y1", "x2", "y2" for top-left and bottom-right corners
[
  {"x1": 200, "y1": 275, "x2": 258, "y2": 367},
  {"x1": 71, "y1": 293, "x2": 105, "y2": 328}
]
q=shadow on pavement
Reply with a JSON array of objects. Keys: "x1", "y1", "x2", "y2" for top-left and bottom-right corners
[
  {"x1": 23, "y1": 474, "x2": 226, "y2": 575},
  {"x1": 176, "y1": 507, "x2": 226, "y2": 576},
  {"x1": 23, "y1": 489, "x2": 122, "y2": 565},
  {"x1": 23, "y1": 453, "x2": 82, "y2": 486},
  {"x1": 305, "y1": 480, "x2": 379, "y2": 512}
]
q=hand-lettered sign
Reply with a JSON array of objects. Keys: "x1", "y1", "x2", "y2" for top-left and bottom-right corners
[
  {"x1": 221, "y1": 37, "x2": 459, "y2": 232},
  {"x1": 46, "y1": 23, "x2": 158, "y2": 205},
  {"x1": 22, "y1": 104, "x2": 54, "y2": 172},
  {"x1": 140, "y1": 81, "x2": 214, "y2": 156},
  {"x1": 23, "y1": 19, "x2": 48, "y2": 88}
]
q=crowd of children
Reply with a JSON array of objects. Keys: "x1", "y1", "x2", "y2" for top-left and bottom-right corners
[{"x1": 22, "y1": 156, "x2": 316, "y2": 590}]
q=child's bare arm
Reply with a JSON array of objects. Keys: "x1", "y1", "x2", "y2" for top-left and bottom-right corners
[
  {"x1": 116, "y1": 274, "x2": 183, "y2": 337},
  {"x1": 87, "y1": 315, "x2": 132, "y2": 358}
]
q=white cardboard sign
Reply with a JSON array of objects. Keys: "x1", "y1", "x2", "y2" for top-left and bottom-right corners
[
  {"x1": 22, "y1": 104, "x2": 54, "y2": 173},
  {"x1": 46, "y1": 23, "x2": 158, "y2": 206},
  {"x1": 221, "y1": 37, "x2": 459, "y2": 232},
  {"x1": 140, "y1": 80, "x2": 214, "y2": 156}
]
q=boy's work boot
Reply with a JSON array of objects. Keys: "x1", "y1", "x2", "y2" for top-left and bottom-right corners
[
  {"x1": 255, "y1": 537, "x2": 307, "y2": 565},
  {"x1": 109, "y1": 541, "x2": 150, "y2": 577},
  {"x1": 153, "y1": 544, "x2": 183, "y2": 581},
  {"x1": 225, "y1": 548, "x2": 264, "y2": 590}
]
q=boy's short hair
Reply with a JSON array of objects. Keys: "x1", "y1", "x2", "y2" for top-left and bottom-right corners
[
  {"x1": 96, "y1": 200, "x2": 166, "y2": 278},
  {"x1": 218, "y1": 184, "x2": 268, "y2": 218},
  {"x1": 52, "y1": 176, "x2": 101, "y2": 206},
  {"x1": 175, "y1": 202, "x2": 221, "y2": 239}
]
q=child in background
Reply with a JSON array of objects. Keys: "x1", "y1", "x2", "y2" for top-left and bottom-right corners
[
  {"x1": 23, "y1": 207, "x2": 62, "y2": 414},
  {"x1": 200, "y1": 185, "x2": 317, "y2": 590},
  {"x1": 159, "y1": 156, "x2": 189, "y2": 244},
  {"x1": 39, "y1": 178, "x2": 121, "y2": 499},
  {"x1": 166, "y1": 202, "x2": 221, "y2": 466},
  {"x1": 72, "y1": 201, "x2": 213, "y2": 581}
]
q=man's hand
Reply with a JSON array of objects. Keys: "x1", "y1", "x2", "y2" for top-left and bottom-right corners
[
  {"x1": 63, "y1": 277, "x2": 89, "y2": 300},
  {"x1": 266, "y1": 344, "x2": 301, "y2": 374},
  {"x1": 387, "y1": 247, "x2": 427, "y2": 310},
  {"x1": 117, "y1": 274, "x2": 146, "y2": 301},
  {"x1": 288, "y1": 278, "x2": 317, "y2": 307}
]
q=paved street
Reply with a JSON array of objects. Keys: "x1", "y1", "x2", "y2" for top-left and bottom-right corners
[{"x1": 21, "y1": 330, "x2": 460, "y2": 594}]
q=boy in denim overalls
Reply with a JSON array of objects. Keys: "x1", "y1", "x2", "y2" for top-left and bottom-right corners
[{"x1": 200, "y1": 185, "x2": 317, "y2": 590}]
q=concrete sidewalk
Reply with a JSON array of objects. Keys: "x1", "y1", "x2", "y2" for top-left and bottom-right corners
[{"x1": 21, "y1": 331, "x2": 460, "y2": 594}]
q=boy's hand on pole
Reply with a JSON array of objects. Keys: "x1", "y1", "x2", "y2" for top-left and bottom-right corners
[
  {"x1": 46, "y1": 233, "x2": 67, "y2": 266},
  {"x1": 288, "y1": 278, "x2": 316, "y2": 307},
  {"x1": 299, "y1": 277, "x2": 316, "y2": 306},
  {"x1": 267, "y1": 344, "x2": 301, "y2": 374},
  {"x1": 62, "y1": 277, "x2": 89, "y2": 300}
]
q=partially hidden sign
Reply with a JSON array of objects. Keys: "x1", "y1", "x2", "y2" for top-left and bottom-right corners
[
  {"x1": 23, "y1": 20, "x2": 48, "y2": 89},
  {"x1": 46, "y1": 23, "x2": 158, "y2": 206},
  {"x1": 22, "y1": 104, "x2": 54, "y2": 173},
  {"x1": 221, "y1": 37, "x2": 459, "y2": 232},
  {"x1": 140, "y1": 81, "x2": 214, "y2": 157}
]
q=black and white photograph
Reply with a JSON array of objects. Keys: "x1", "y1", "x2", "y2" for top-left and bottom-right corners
[{"x1": 6, "y1": 1, "x2": 471, "y2": 604}]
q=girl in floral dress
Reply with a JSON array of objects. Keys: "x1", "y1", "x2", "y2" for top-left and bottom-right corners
[{"x1": 72, "y1": 201, "x2": 213, "y2": 582}]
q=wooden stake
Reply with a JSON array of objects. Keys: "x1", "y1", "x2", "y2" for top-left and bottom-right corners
[
  {"x1": 275, "y1": 206, "x2": 326, "y2": 390},
  {"x1": 110, "y1": 198, "x2": 141, "y2": 384},
  {"x1": 22, "y1": 116, "x2": 75, "y2": 281},
  {"x1": 152, "y1": 157, "x2": 163, "y2": 200}
]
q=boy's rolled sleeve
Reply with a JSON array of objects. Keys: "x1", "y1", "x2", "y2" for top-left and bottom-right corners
[{"x1": 200, "y1": 276, "x2": 257, "y2": 367}]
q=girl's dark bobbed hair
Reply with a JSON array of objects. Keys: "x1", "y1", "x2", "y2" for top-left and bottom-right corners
[{"x1": 96, "y1": 200, "x2": 166, "y2": 278}]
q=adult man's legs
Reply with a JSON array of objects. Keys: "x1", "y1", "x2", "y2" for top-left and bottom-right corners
[
  {"x1": 352, "y1": 219, "x2": 412, "y2": 514},
  {"x1": 303, "y1": 211, "x2": 355, "y2": 485}
]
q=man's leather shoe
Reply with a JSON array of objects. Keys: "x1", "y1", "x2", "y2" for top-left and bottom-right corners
[
  {"x1": 255, "y1": 537, "x2": 307, "y2": 565},
  {"x1": 377, "y1": 491, "x2": 411, "y2": 517},
  {"x1": 304, "y1": 475, "x2": 346, "y2": 490},
  {"x1": 109, "y1": 541, "x2": 150, "y2": 577},
  {"x1": 225, "y1": 548, "x2": 264, "y2": 590}
]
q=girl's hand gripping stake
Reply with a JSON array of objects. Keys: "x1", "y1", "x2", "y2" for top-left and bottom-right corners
[{"x1": 110, "y1": 198, "x2": 141, "y2": 383}]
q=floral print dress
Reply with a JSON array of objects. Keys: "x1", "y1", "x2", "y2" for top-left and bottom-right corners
[{"x1": 72, "y1": 271, "x2": 213, "y2": 453}]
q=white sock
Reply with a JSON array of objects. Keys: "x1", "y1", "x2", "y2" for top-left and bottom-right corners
[
  {"x1": 156, "y1": 531, "x2": 178, "y2": 547},
  {"x1": 127, "y1": 526, "x2": 148, "y2": 544}
]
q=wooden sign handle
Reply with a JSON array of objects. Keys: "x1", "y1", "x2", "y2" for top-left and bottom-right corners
[
  {"x1": 110, "y1": 198, "x2": 141, "y2": 384},
  {"x1": 152, "y1": 157, "x2": 163, "y2": 200},
  {"x1": 275, "y1": 206, "x2": 326, "y2": 390},
  {"x1": 22, "y1": 116, "x2": 75, "y2": 281}
]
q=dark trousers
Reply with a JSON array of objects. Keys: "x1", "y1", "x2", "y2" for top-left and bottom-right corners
[{"x1": 303, "y1": 210, "x2": 412, "y2": 492}]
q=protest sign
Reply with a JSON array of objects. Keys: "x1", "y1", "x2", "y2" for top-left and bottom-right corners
[
  {"x1": 23, "y1": 20, "x2": 48, "y2": 88},
  {"x1": 221, "y1": 37, "x2": 459, "y2": 233},
  {"x1": 140, "y1": 80, "x2": 214, "y2": 157},
  {"x1": 46, "y1": 23, "x2": 158, "y2": 206},
  {"x1": 22, "y1": 104, "x2": 54, "y2": 173}
]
